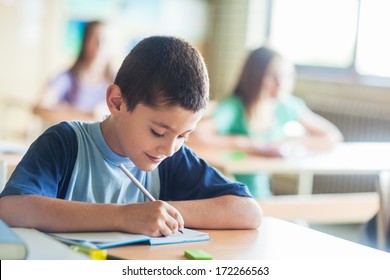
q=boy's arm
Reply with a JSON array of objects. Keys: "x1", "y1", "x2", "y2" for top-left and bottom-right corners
[
  {"x1": 0, "y1": 195, "x2": 183, "y2": 236},
  {"x1": 159, "y1": 145, "x2": 261, "y2": 229},
  {"x1": 169, "y1": 195, "x2": 262, "y2": 229}
]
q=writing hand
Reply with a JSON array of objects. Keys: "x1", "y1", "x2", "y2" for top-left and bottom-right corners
[{"x1": 121, "y1": 200, "x2": 184, "y2": 236}]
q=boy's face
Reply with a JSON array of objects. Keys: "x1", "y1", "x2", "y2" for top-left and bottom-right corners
[{"x1": 107, "y1": 102, "x2": 203, "y2": 171}]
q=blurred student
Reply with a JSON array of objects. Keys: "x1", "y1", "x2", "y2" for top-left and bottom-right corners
[
  {"x1": 34, "y1": 20, "x2": 115, "y2": 124},
  {"x1": 188, "y1": 46, "x2": 343, "y2": 198}
]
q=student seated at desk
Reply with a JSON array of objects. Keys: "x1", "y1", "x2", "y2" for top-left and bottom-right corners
[
  {"x1": 34, "y1": 20, "x2": 115, "y2": 125},
  {"x1": 0, "y1": 36, "x2": 262, "y2": 236},
  {"x1": 188, "y1": 47, "x2": 343, "y2": 198}
]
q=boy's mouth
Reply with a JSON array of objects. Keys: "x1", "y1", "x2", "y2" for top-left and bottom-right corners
[{"x1": 146, "y1": 154, "x2": 164, "y2": 163}]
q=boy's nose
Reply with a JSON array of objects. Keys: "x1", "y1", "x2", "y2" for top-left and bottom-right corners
[{"x1": 160, "y1": 139, "x2": 176, "y2": 157}]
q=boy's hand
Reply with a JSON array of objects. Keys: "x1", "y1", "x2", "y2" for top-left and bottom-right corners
[{"x1": 121, "y1": 200, "x2": 184, "y2": 236}]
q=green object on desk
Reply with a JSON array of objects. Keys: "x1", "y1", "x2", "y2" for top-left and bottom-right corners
[
  {"x1": 222, "y1": 151, "x2": 246, "y2": 161},
  {"x1": 184, "y1": 249, "x2": 213, "y2": 260}
]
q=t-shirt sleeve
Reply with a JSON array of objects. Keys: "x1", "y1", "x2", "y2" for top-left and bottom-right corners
[
  {"x1": 212, "y1": 97, "x2": 248, "y2": 135},
  {"x1": 0, "y1": 122, "x2": 78, "y2": 199},
  {"x1": 276, "y1": 95, "x2": 308, "y2": 123},
  {"x1": 49, "y1": 72, "x2": 73, "y2": 102},
  {"x1": 158, "y1": 145, "x2": 252, "y2": 201}
]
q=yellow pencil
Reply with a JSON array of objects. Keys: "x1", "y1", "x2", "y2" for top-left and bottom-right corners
[{"x1": 70, "y1": 244, "x2": 125, "y2": 260}]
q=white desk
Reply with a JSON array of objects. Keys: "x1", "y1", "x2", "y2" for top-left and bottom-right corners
[
  {"x1": 0, "y1": 153, "x2": 25, "y2": 192},
  {"x1": 9, "y1": 217, "x2": 390, "y2": 260},
  {"x1": 194, "y1": 142, "x2": 389, "y2": 190},
  {"x1": 12, "y1": 228, "x2": 89, "y2": 260},
  {"x1": 0, "y1": 140, "x2": 27, "y2": 191},
  {"x1": 0, "y1": 159, "x2": 6, "y2": 190},
  {"x1": 0, "y1": 140, "x2": 28, "y2": 193},
  {"x1": 193, "y1": 142, "x2": 390, "y2": 249},
  {"x1": 0, "y1": 140, "x2": 27, "y2": 154}
]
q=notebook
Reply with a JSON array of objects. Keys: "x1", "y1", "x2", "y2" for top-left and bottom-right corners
[
  {"x1": 47, "y1": 228, "x2": 210, "y2": 249},
  {"x1": 0, "y1": 219, "x2": 28, "y2": 260}
]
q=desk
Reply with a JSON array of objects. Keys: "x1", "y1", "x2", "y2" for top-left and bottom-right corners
[
  {"x1": 9, "y1": 217, "x2": 390, "y2": 260},
  {"x1": 3, "y1": 143, "x2": 390, "y2": 250},
  {"x1": 192, "y1": 142, "x2": 390, "y2": 249},
  {"x1": 12, "y1": 228, "x2": 89, "y2": 260},
  {"x1": 0, "y1": 153, "x2": 23, "y2": 175},
  {"x1": 0, "y1": 140, "x2": 27, "y2": 188},
  {"x1": 0, "y1": 153, "x2": 24, "y2": 191},
  {"x1": 107, "y1": 217, "x2": 390, "y2": 260}
]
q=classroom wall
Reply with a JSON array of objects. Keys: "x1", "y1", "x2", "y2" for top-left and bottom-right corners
[
  {"x1": 206, "y1": 0, "x2": 269, "y2": 100},
  {"x1": 0, "y1": 0, "x2": 210, "y2": 142},
  {"x1": 0, "y1": 0, "x2": 210, "y2": 103},
  {"x1": 1, "y1": 0, "x2": 390, "y2": 144}
]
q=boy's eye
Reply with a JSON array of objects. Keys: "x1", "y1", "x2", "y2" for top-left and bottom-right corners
[{"x1": 151, "y1": 129, "x2": 164, "y2": 137}]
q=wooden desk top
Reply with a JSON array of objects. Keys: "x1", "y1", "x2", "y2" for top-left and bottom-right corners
[{"x1": 108, "y1": 217, "x2": 390, "y2": 260}]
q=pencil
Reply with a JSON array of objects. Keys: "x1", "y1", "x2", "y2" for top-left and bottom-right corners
[
  {"x1": 119, "y1": 164, "x2": 156, "y2": 201},
  {"x1": 119, "y1": 163, "x2": 183, "y2": 234}
]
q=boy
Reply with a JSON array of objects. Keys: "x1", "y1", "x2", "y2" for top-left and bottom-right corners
[{"x1": 0, "y1": 36, "x2": 262, "y2": 236}]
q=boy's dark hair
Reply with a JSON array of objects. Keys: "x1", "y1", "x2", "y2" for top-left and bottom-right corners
[{"x1": 114, "y1": 36, "x2": 209, "y2": 112}]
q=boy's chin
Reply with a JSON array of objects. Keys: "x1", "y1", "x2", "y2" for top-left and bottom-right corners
[{"x1": 138, "y1": 162, "x2": 160, "y2": 172}]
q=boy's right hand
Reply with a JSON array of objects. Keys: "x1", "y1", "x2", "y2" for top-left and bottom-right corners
[{"x1": 120, "y1": 200, "x2": 184, "y2": 237}]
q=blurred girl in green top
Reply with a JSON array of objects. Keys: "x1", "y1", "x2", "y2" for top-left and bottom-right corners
[{"x1": 189, "y1": 47, "x2": 343, "y2": 198}]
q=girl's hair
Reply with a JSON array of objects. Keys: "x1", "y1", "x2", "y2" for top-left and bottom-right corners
[
  {"x1": 66, "y1": 21, "x2": 113, "y2": 103},
  {"x1": 233, "y1": 47, "x2": 280, "y2": 110},
  {"x1": 114, "y1": 36, "x2": 209, "y2": 112}
]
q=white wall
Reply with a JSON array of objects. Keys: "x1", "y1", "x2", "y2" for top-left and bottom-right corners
[
  {"x1": 0, "y1": 0, "x2": 210, "y2": 142},
  {"x1": 1, "y1": 0, "x2": 389, "y2": 143}
]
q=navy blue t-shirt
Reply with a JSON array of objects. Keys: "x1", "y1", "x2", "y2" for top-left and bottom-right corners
[{"x1": 1, "y1": 122, "x2": 252, "y2": 203}]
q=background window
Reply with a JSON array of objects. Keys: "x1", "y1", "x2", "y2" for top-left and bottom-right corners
[
  {"x1": 269, "y1": 0, "x2": 358, "y2": 69},
  {"x1": 267, "y1": 0, "x2": 390, "y2": 82},
  {"x1": 356, "y1": 0, "x2": 390, "y2": 77}
]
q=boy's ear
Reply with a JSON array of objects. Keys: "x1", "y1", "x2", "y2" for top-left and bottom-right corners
[{"x1": 106, "y1": 84, "x2": 123, "y2": 115}]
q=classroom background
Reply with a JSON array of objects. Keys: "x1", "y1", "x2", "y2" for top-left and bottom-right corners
[{"x1": 1, "y1": 0, "x2": 390, "y2": 245}]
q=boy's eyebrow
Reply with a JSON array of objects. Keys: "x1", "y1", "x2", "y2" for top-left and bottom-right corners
[{"x1": 151, "y1": 121, "x2": 195, "y2": 134}]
